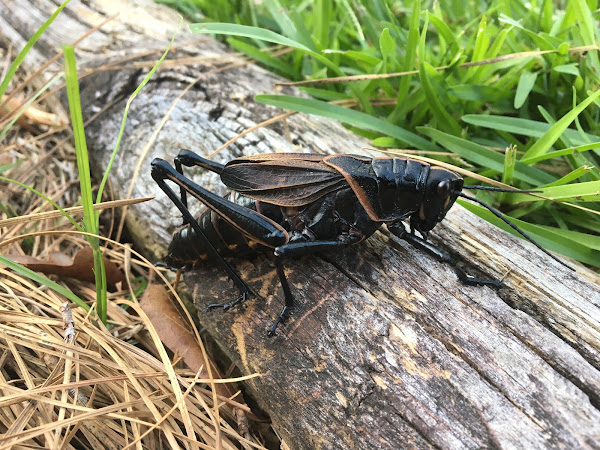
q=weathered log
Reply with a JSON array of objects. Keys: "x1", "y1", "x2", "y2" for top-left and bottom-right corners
[{"x1": 2, "y1": 1, "x2": 599, "y2": 448}]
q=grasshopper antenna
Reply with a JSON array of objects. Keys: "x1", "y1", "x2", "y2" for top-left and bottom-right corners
[
  {"x1": 456, "y1": 191, "x2": 575, "y2": 271},
  {"x1": 463, "y1": 185, "x2": 542, "y2": 193}
]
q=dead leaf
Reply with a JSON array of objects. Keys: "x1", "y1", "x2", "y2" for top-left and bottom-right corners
[
  {"x1": 0, "y1": 153, "x2": 13, "y2": 165},
  {"x1": 1, "y1": 94, "x2": 68, "y2": 128},
  {"x1": 140, "y1": 285, "x2": 255, "y2": 441},
  {"x1": 139, "y1": 284, "x2": 237, "y2": 401},
  {"x1": 5, "y1": 247, "x2": 126, "y2": 290}
]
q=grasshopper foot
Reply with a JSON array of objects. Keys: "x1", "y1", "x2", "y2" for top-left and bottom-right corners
[
  {"x1": 204, "y1": 291, "x2": 251, "y2": 313},
  {"x1": 267, "y1": 305, "x2": 290, "y2": 337}
]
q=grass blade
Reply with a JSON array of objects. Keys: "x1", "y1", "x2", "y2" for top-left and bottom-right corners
[
  {"x1": 0, "y1": 255, "x2": 89, "y2": 311},
  {"x1": 264, "y1": 0, "x2": 299, "y2": 42},
  {"x1": 521, "y1": 89, "x2": 600, "y2": 162},
  {"x1": 459, "y1": 200, "x2": 598, "y2": 265},
  {"x1": 395, "y1": 0, "x2": 420, "y2": 108},
  {"x1": 189, "y1": 22, "x2": 373, "y2": 111},
  {"x1": 0, "y1": 176, "x2": 81, "y2": 231},
  {"x1": 509, "y1": 181, "x2": 600, "y2": 203},
  {"x1": 96, "y1": 21, "x2": 180, "y2": 204},
  {"x1": 514, "y1": 71, "x2": 537, "y2": 109},
  {"x1": 540, "y1": 166, "x2": 594, "y2": 187},
  {"x1": 462, "y1": 114, "x2": 600, "y2": 146},
  {"x1": 227, "y1": 38, "x2": 296, "y2": 77},
  {"x1": 418, "y1": 15, "x2": 462, "y2": 135},
  {"x1": 0, "y1": 74, "x2": 64, "y2": 141},
  {"x1": 418, "y1": 127, "x2": 555, "y2": 185},
  {"x1": 0, "y1": 0, "x2": 70, "y2": 101},
  {"x1": 63, "y1": 45, "x2": 107, "y2": 322},
  {"x1": 256, "y1": 94, "x2": 439, "y2": 150},
  {"x1": 189, "y1": 22, "x2": 311, "y2": 50}
]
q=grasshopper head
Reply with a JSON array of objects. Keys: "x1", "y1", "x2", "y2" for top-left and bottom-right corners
[{"x1": 411, "y1": 167, "x2": 463, "y2": 233}]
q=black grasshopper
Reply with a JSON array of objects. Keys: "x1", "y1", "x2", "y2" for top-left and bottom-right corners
[{"x1": 151, "y1": 150, "x2": 570, "y2": 336}]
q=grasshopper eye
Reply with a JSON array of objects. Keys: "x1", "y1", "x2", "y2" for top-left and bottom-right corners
[{"x1": 437, "y1": 180, "x2": 451, "y2": 199}]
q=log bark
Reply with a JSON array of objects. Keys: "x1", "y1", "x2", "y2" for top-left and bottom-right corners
[{"x1": 2, "y1": 1, "x2": 600, "y2": 448}]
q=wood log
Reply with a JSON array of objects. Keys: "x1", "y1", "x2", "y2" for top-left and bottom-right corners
[{"x1": 2, "y1": 1, "x2": 599, "y2": 448}]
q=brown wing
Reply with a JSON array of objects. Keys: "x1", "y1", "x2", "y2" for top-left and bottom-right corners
[{"x1": 221, "y1": 153, "x2": 347, "y2": 206}]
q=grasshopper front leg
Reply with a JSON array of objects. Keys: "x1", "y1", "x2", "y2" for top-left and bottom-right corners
[{"x1": 387, "y1": 222, "x2": 503, "y2": 288}]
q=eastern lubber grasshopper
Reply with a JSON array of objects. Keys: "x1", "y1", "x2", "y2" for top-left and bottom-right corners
[{"x1": 151, "y1": 150, "x2": 571, "y2": 336}]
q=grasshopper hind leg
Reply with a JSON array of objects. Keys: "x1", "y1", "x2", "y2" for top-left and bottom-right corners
[
  {"x1": 151, "y1": 158, "x2": 255, "y2": 310},
  {"x1": 174, "y1": 149, "x2": 226, "y2": 225}
]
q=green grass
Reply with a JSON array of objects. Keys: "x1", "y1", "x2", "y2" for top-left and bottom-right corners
[
  {"x1": 63, "y1": 45, "x2": 108, "y2": 322},
  {"x1": 168, "y1": 0, "x2": 600, "y2": 267},
  {"x1": 61, "y1": 29, "x2": 178, "y2": 322},
  {"x1": 0, "y1": 0, "x2": 71, "y2": 101},
  {"x1": 0, "y1": 0, "x2": 92, "y2": 313},
  {"x1": 0, "y1": 4, "x2": 177, "y2": 321}
]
